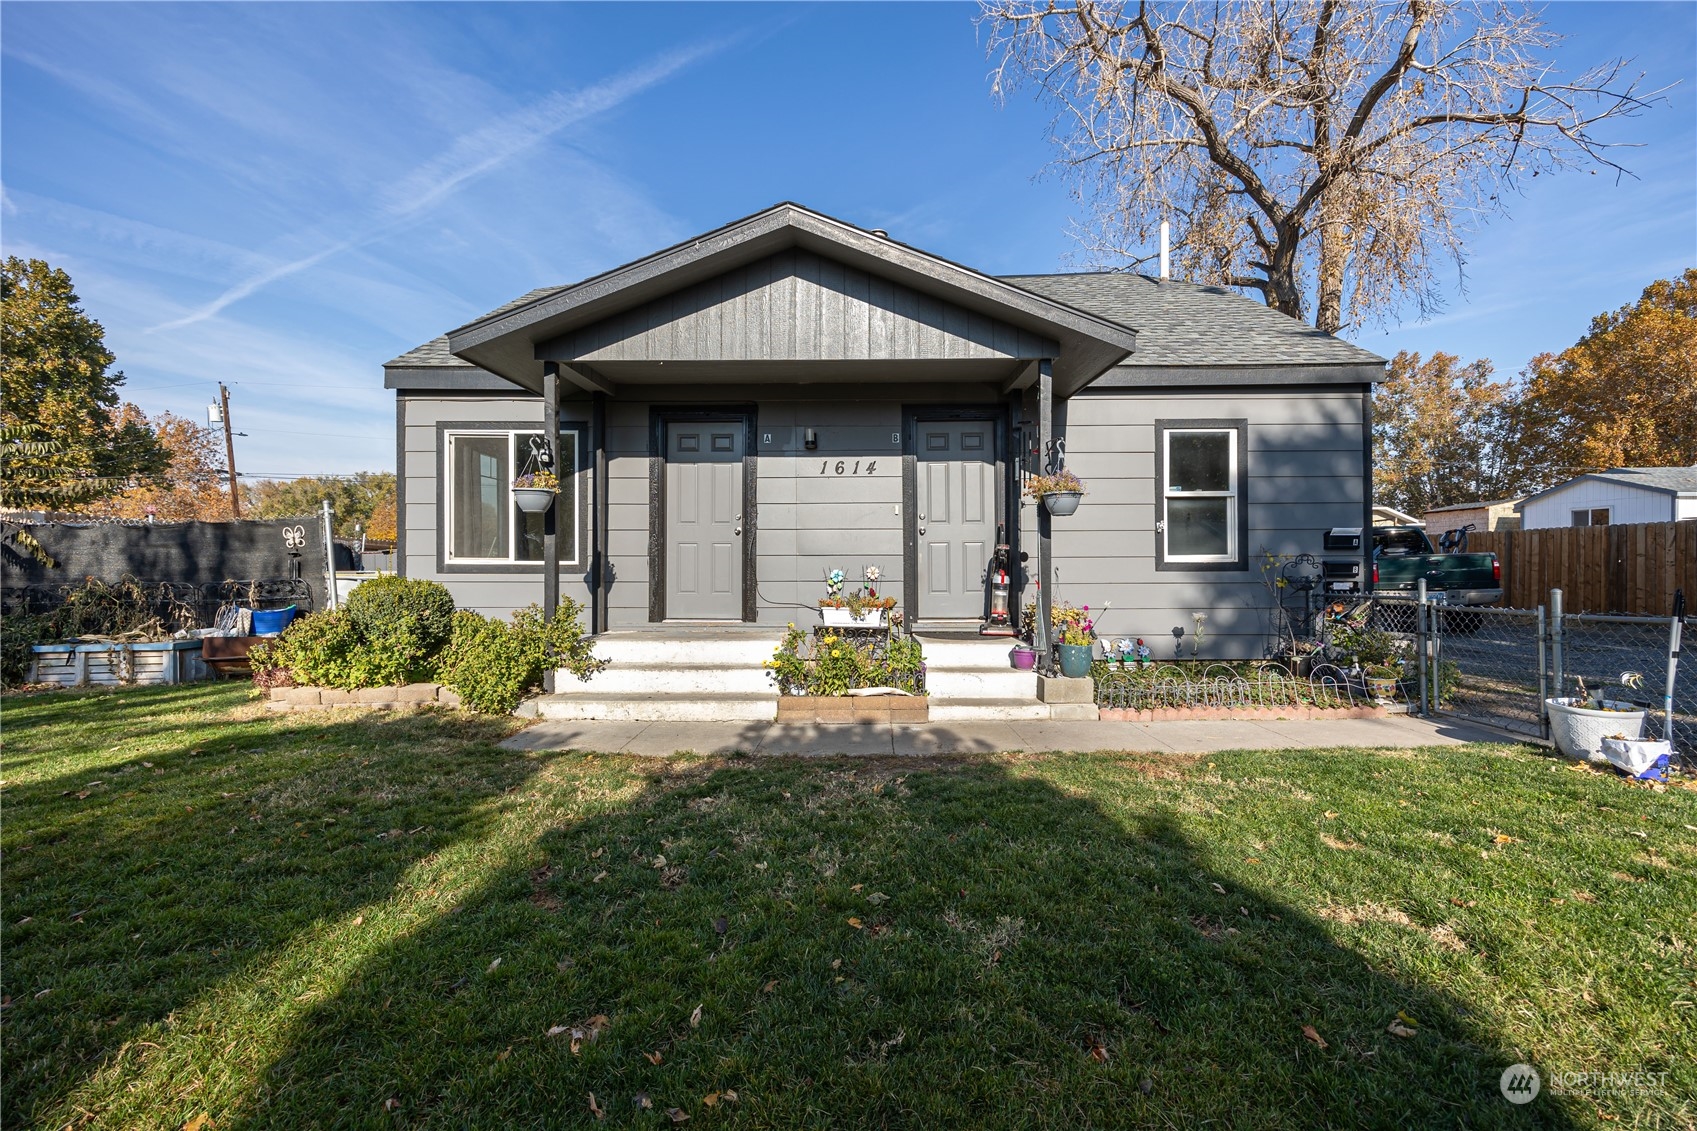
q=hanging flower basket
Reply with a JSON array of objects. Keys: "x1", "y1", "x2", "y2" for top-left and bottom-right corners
[
  {"x1": 512, "y1": 471, "x2": 558, "y2": 514},
  {"x1": 1025, "y1": 470, "x2": 1085, "y2": 517}
]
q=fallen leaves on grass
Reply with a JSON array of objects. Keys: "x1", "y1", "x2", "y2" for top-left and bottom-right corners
[
  {"x1": 587, "y1": 1093, "x2": 605, "y2": 1121},
  {"x1": 847, "y1": 917, "x2": 864, "y2": 930},
  {"x1": 635, "y1": 1092, "x2": 653, "y2": 1110},
  {"x1": 645, "y1": 1051, "x2": 663, "y2": 1065},
  {"x1": 1319, "y1": 834, "x2": 1362, "y2": 851},
  {"x1": 666, "y1": 1108, "x2": 690, "y2": 1123},
  {"x1": 866, "y1": 892, "x2": 890, "y2": 905},
  {"x1": 1387, "y1": 1021, "x2": 1417, "y2": 1038},
  {"x1": 689, "y1": 1003, "x2": 702, "y2": 1028},
  {"x1": 763, "y1": 979, "x2": 779, "y2": 992},
  {"x1": 487, "y1": 957, "x2": 502, "y2": 974},
  {"x1": 1301, "y1": 1025, "x2": 1328, "y2": 1049},
  {"x1": 183, "y1": 1116, "x2": 213, "y2": 1131},
  {"x1": 547, "y1": 1014, "x2": 609, "y2": 1054},
  {"x1": 1492, "y1": 834, "x2": 1518, "y2": 845},
  {"x1": 1087, "y1": 1040, "x2": 1110, "y2": 1064},
  {"x1": 1572, "y1": 890, "x2": 1598, "y2": 903}
]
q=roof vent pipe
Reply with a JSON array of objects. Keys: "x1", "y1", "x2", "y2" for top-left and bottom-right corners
[
  {"x1": 1159, "y1": 221, "x2": 1170, "y2": 280},
  {"x1": 870, "y1": 229, "x2": 888, "y2": 238}
]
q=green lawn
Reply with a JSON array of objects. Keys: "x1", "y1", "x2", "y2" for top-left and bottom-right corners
[{"x1": 2, "y1": 685, "x2": 1692, "y2": 1130}]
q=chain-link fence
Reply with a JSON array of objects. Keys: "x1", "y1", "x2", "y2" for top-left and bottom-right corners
[
  {"x1": 1431, "y1": 604, "x2": 1548, "y2": 739},
  {"x1": 1309, "y1": 591, "x2": 1691, "y2": 768},
  {"x1": 1556, "y1": 612, "x2": 1693, "y2": 757}
]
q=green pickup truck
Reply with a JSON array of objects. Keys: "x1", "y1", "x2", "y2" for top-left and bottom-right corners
[{"x1": 1370, "y1": 526, "x2": 1502, "y2": 606}]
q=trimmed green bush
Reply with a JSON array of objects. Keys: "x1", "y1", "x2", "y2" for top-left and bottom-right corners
[
  {"x1": 343, "y1": 576, "x2": 456, "y2": 681},
  {"x1": 251, "y1": 610, "x2": 399, "y2": 691},
  {"x1": 435, "y1": 600, "x2": 605, "y2": 714}
]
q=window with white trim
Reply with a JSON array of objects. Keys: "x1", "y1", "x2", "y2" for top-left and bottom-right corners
[
  {"x1": 445, "y1": 430, "x2": 581, "y2": 565},
  {"x1": 1570, "y1": 507, "x2": 1610, "y2": 528},
  {"x1": 1159, "y1": 424, "x2": 1242, "y2": 566}
]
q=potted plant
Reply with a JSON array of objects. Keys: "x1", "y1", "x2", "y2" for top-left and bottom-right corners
[
  {"x1": 818, "y1": 566, "x2": 896, "y2": 627},
  {"x1": 1010, "y1": 643, "x2": 1037, "y2": 670},
  {"x1": 1051, "y1": 602, "x2": 1096, "y2": 678},
  {"x1": 1364, "y1": 664, "x2": 1401, "y2": 700},
  {"x1": 1025, "y1": 469, "x2": 1086, "y2": 516},
  {"x1": 511, "y1": 470, "x2": 558, "y2": 514},
  {"x1": 1546, "y1": 677, "x2": 1649, "y2": 763}
]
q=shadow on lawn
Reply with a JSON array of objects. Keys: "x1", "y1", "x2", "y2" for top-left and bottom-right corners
[
  {"x1": 0, "y1": 690, "x2": 542, "y2": 1129},
  {"x1": 226, "y1": 752, "x2": 1574, "y2": 1129}
]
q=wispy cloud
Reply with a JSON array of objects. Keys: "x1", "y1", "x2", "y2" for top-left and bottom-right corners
[{"x1": 149, "y1": 38, "x2": 730, "y2": 333}]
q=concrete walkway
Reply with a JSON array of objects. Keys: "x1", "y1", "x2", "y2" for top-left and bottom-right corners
[{"x1": 499, "y1": 712, "x2": 1525, "y2": 757}]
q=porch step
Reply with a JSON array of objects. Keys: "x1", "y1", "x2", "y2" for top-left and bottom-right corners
[
  {"x1": 526, "y1": 691, "x2": 777, "y2": 722},
  {"x1": 571, "y1": 663, "x2": 774, "y2": 695},
  {"x1": 915, "y1": 635, "x2": 1054, "y2": 715},
  {"x1": 928, "y1": 698, "x2": 1098, "y2": 721}
]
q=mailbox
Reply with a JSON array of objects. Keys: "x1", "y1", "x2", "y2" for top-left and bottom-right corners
[
  {"x1": 1321, "y1": 559, "x2": 1361, "y2": 593},
  {"x1": 1323, "y1": 527, "x2": 1363, "y2": 552}
]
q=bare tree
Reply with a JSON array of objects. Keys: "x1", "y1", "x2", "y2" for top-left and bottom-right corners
[{"x1": 983, "y1": 1, "x2": 1658, "y2": 332}]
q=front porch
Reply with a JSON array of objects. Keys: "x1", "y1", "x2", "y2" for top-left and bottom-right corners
[{"x1": 524, "y1": 624, "x2": 1089, "y2": 723}]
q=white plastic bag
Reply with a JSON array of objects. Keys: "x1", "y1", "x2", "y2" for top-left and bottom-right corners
[{"x1": 1599, "y1": 737, "x2": 1671, "y2": 778}]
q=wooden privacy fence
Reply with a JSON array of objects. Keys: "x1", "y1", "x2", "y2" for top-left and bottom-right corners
[{"x1": 1469, "y1": 521, "x2": 1697, "y2": 615}]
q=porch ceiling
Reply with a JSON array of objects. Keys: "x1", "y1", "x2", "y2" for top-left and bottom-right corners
[{"x1": 445, "y1": 203, "x2": 1136, "y2": 399}]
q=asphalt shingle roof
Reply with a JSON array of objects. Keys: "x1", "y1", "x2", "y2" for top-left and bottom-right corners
[
  {"x1": 387, "y1": 272, "x2": 1385, "y2": 372},
  {"x1": 385, "y1": 287, "x2": 564, "y2": 367},
  {"x1": 999, "y1": 272, "x2": 1385, "y2": 368},
  {"x1": 1588, "y1": 466, "x2": 1697, "y2": 496}
]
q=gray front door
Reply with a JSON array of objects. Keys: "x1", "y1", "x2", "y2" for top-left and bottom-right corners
[
  {"x1": 916, "y1": 420, "x2": 998, "y2": 620},
  {"x1": 666, "y1": 423, "x2": 744, "y2": 620}
]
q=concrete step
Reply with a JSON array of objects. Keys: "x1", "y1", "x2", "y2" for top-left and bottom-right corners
[
  {"x1": 530, "y1": 692, "x2": 777, "y2": 722},
  {"x1": 589, "y1": 635, "x2": 782, "y2": 666},
  {"x1": 564, "y1": 663, "x2": 775, "y2": 695},
  {"x1": 924, "y1": 669, "x2": 1038, "y2": 700},
  {"x1": 915, "y1": 638, "x2": 1029, "y2": 669},
  {"x1": 928, "y1": 698, "x2": 1100, "y2": 721}
]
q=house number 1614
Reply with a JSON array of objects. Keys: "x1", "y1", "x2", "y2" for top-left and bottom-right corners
[{"x1": 819, "y1": 460, "x2": 876, "y2": 475}]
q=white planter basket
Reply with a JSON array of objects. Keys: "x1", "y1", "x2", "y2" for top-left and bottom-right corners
[
  {"x1": 1545, "y1": 697, "x2": 1646, "y2": 763},
  {"x1": 820, "y1": 606, "x2": 888, "y2": 628},
  {"x1": 1600, "y1": 737, "x2": 1671, "y2": 779},
  {"x1": 512, "y1": 487, "x2": 555, "y2": 514}
]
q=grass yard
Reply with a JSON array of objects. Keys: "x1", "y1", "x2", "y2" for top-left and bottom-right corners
[{"x1": 2, "y1": 685, "x2": 1693, "y2": 1130}]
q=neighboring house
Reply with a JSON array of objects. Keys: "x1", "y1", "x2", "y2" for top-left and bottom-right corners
[
  {"x1": 1423, "y1": 498, "x2": 1524, "y2": 535},
  {"x1": 385, "y1": 203, "x2": 1385, "y2": 659},
  {"x1": 1516, "y1": 467, "x2": 1697, "y2": 530}
]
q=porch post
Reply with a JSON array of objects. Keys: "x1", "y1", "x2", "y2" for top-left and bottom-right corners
[
  {"x1": 1035, "y1": 360, "x2": 1055, "y2": 674},
  {"x1": 591, "y1": 390, "x2": 608, "y2": 635},
  {"x1": 542, "y1": 363, "x2": 561, "y2": 692}
]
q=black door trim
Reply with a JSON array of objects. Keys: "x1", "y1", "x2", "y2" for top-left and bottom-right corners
[
  {"x1": 648, "y1": 406, "x2": 759, "y2": 623},
  {"x1": 901, "y1": 405, "x2": 1010, "y2": 628}
]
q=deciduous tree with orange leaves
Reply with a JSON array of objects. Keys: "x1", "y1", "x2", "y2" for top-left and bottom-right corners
[{"x1": 1513, "y1": 269, "x2": 1697, "y2": 478}]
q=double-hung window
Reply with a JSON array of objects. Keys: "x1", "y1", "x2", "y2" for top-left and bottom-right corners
[
  {"x1": 444, "y1": 428, "x2": 581, "y2": 567},
  {"x1": 1157, "y1": 420, "x2": 1246, "y2": 570}
]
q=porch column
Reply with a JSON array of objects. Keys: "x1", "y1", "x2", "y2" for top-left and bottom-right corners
[
  {"x1": 1035, "y1": 359, "x2": 1055, "y2": 674},
  {"x1": 542, "y1": 363, "x2": 561, "y2": 692},
  {"x1": 591, "y1": 390, "x2": 609, "y2": 635}
]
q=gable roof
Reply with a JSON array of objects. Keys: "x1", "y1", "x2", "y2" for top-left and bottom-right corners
[
  {"x1": 386, "y1": 203, "x2": 1387, "y2": 391},
  {"x1": 1001, "y1": 273, "x2": 1386, "y2": 370},
  {"x1": 1516, "y1": 466, "x2": 1697, "y2": 510},
  {"x1": 441, "y1": 203, "x2": 1138, "y2": 398}
]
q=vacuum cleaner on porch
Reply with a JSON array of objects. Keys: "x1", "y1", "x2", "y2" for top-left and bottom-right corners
[{"x1": 981, "y1": 525, "x2": 1015, "y2": 637}]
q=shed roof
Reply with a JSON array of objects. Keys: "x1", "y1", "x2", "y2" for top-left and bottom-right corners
[{"x1": 1515, "y1": 466, "x2": 1697, "y2": 510}]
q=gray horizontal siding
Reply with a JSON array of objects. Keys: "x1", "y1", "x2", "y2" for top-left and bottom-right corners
[{"x1": 1036, "y1": 386, "x2": 1368, "y2": 658}]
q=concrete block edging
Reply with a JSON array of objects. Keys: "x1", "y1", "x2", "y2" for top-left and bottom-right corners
[{"x1": 267, "y1": 683, "x2": 462, "y2": 712}]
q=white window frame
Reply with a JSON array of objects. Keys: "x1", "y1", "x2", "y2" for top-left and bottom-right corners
[
  {"x1": 1160, "y1": 426, "x2": 1240, "y2": 565},
  {"x1": 1571, "y1": 506, "x2": 1611, "y2": 528},
  {"x1": 443, "y1": 429, "x2": 582, "y2": 566}
]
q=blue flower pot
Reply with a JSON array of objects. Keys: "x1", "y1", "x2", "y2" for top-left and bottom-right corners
[{"x1": 1057, "y1": 643, "x2": 1093, "y2": 678}]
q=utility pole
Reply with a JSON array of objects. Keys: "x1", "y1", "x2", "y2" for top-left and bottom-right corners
[{"x1": 216, "y1": 383, "x2": 242, "y2": 519}]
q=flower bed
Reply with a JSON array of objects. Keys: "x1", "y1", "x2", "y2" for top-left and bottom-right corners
[
  {"x1": 765, "y1": 624, "x2": 926, "y2": 699},
  {"x1": 1093, "y1": 660, "x2": 1374, "y2": 713}
]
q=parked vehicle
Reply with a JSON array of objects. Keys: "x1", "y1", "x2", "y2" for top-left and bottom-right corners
[{"x1": 1370, "y1": 526, "x2": 1501, "y2": 606}]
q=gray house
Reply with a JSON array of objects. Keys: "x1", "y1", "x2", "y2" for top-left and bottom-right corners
[{"x1": 386, "y1": 203, "x2": 1384, "y2": 663}]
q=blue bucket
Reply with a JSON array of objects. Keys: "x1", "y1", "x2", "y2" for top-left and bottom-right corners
[{"x1": 252, "y1": 605, "x2": 297, "y2": 636}]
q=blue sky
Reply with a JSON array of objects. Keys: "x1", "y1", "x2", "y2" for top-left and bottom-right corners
[{"x1": 3, "y1": 2, "x2": 1692, "y2": 479}]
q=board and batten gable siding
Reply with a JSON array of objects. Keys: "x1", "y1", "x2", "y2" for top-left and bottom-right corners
[
  {"x1": 400, "y1": 393, "x2": 593, "y2": 618},
  {"x1": 548, "y1": 249, "x2": 1059, "y2": 364},
  {"x1": 1028, "y1": 385, "x2": 1368, "y2": 659},
  {"x1": 1520, "y1": 479, "x2": 1679, "y2": 529}
]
